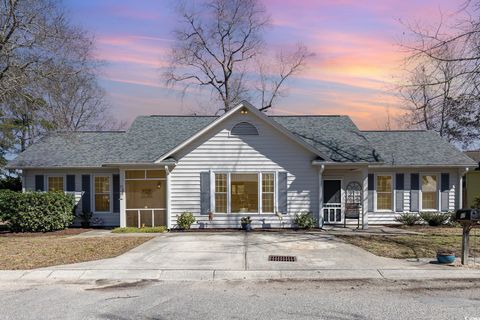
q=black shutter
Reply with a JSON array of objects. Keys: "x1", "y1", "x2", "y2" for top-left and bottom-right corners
[
  {"x1": 367, "y1": 174, "x2": 374, "y2": 212},
  {"x1": 395, "y1": 173, "x2": 404, "y2": 212},
  {"x1": 410, "y1": 173, "x2": 419, "y2": 212},
  {"x1": 35, "y1": 175, "x2": 44, "y2": 191},
  {"x1": 278, "y1": 172, "x2": 288, "y2": 214},
  {"x1": 113, "y1": 174, "x2": 120, "y2": 213},
  {"x1": 441, "y1": 173, "x2": 450, "y2": 212},
  {"x1": 81, "y1": 175, "x2": 91, "y2": 213},
  {"x1": 200, "y1": 172, "x2": 210, "y2": 214},
  {"x1": 66, "y1": 175, "x2": 76, "y2": 192}
]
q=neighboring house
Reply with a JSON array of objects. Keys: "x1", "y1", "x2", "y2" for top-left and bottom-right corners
[
  {"x1": 465, "y1": 151, "x2": 480, "y2": 208},
  {"x1": 6, "y1": 102, "x2": 477, "y2": 228}
]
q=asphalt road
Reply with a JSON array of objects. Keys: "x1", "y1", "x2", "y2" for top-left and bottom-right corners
[{"x1": 1, "y1": 279, "x2": 479, "y2": 320}]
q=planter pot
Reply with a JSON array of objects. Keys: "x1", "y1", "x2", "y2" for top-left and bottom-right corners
[
  {"x1": 241, "y1": 223, "x2": 252, "y2": 231},
  {"x1": 437, "y1": 253, "x2": 456, "y2": 264}
]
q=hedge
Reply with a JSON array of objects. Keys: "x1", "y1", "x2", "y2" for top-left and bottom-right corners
[{"x1": 0, "y1": 190, "x2": 75, "y2": 232}]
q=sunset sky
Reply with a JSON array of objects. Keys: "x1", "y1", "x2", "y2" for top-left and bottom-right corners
[{"x1": 64, "y1": 0, "x2": 462, "y2": 129}]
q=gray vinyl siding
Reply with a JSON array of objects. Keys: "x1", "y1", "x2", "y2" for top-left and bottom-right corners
[
  {"x1": 367, "y1": 168, "x2": 458, "y2": 225},
  {"x1": 169, "y1": 112, "x2": 319, "y2": 228},
  {"x1": 23, "y1": 168, "x2": 120, "y2": 227}
]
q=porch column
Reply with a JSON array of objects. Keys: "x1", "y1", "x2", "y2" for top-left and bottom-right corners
[
  {"x1": 318, "y1": 165, "x2": 324, "y2": 228},
  {"x1": 362, "y1": 167, "x2": 369, "y2": 230},
  {"x1": 166, "y1": 165, "x2": 172, "y2": 229},
  {"x1": 119, "y1": 168, "x2": 126, "y2": 228}
]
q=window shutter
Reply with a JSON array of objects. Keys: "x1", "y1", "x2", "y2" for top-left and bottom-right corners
[
  {"x1": 113, "y1": 174, "x2": 120, "y2": 213},
  {"x1": 66, "y1": 175, "x2": 76, "y2": 192},
  {"x1": 35, "y1": 175, "x2": 44, "y2": 191},
  {"x1": 278, "y1": 172, "x2": 288, "y2": 214},
  {"x1": 81, "y1": 175, "x2": 91, "y2": 213},
  {"x1": 441, "y1": 173, "x2": 450, "y2": 212},
  {"x1": 200, "y1": 172, "x2": 210, "y2": 214},
  {"x1": 410, "y1": 173, "x2": 419, "y2": 212},
  {"x1": 367, "y1": 174, "x2": 374, "y2": 212},
  {"x1": 395, "y1": 173, "x2": 404, "y2": 212}
]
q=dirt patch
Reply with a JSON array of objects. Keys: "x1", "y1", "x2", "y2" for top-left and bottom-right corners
[
  {"x1": 337, "y1": 233, "x2": 480, "y2": 259},
  {"x1": 0, "y1": 228, "x2": 94, "y2": 237},
  {"x1": 0, "y1": 236, "x2": 152, "y2": 269}
]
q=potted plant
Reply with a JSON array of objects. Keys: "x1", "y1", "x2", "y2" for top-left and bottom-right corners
[
  {"x1": 241, "y1": 216, "x2": 252, "y2": 231},
  {"x1": 76, "y1": 211, "x2": 93, "y2": 228},
  {"x1": 436, "y1": 248, "x2": 456, "y2": 264}
]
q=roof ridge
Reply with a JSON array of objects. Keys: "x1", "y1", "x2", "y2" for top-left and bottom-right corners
[
  {"x1": 146, "y1": 115, "x2": 218, "y2": 118},
  {"x1": 271, "y1": 115, "x2": 344, "y2": 117},
  {"x1": 362, "y1": 130, "x2": 427, "y2": 132}
]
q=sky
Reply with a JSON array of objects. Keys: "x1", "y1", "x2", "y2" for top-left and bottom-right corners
[{"x1": 63, "y1": 0, "x2": 463, "y2": 129}]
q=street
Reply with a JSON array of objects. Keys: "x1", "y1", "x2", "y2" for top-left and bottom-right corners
[{"x1": 1, "y1": 279, "x2": 479, "y2": 320}]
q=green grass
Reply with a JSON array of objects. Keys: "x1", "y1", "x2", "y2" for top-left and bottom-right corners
[{"x1": 112, "y1": 226, "x2": 167, "y2": 233}]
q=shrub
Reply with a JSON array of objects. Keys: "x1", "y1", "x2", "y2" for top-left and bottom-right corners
[
  {"x1": 0, "y1": 190, "x2": 75, "y2": 232},
  {"x1": 473, "y1": 197, "x2": 480, "y2": 209},
  {"x1": 112, "y1": 226, "x2": 167, "y2": 233},
  {"x1": 0, "y1": 176, "x2": 22, "y2": 191},
  {"x1": 177, "y1": 211, "x2": 196, "y2": 230},
  {"x1": 293, "y1": 211, "x2": 316, "y2": 229},
  {"x1": 394, "y1": 212, "x2": 421, "y2": 226},
  {"x1": 419, "y1": 211, "x2": 450, "y2": 227},
  {"x1": 240, "y1": 216, "x2": 252, "y2": 224}
]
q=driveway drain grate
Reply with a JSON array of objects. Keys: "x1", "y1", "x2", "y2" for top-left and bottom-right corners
[{"x1": 268, "y1": 255, "x2": 297, "y2": 262}]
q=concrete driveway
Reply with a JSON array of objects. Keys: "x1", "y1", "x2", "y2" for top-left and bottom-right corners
[{"x1": 49, "y1": 231, "x2": 418, "y2": 271}]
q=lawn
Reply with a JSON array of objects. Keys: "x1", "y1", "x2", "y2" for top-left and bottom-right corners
[
  {"x1": 337, "y1": 227, "x2": 480, "y2": 259},
  {"x1": 0, "y1": 234, "x2": 152, "y2": 269}
]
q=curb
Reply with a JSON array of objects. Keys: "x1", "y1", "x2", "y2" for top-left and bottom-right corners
[{"x1": 2, "y1": 268, "x2": 480, "y2": 283}]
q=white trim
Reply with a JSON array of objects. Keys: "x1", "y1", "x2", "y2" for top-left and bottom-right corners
[
  {"x1": 119, "y1": 168, "x2": 126, "y2": 227},
  {"x1": 212, "y1": 171, "x2": 277, "y2": 215},
  {"x1": 155, "y1": 101, "x2": 331, "y2": 162},
  {"x1": 166, "y1": 166, "x2": 172, "y2": 229},
  {"x1": 419, "y1": 173, "x2": 440, "y2": 211},
  {"x1": 374, "y1": 173, "x2": 394, "y2": 212},
  {"x1": 92, "y1": 174, "x2": 113, "y2": 214}
]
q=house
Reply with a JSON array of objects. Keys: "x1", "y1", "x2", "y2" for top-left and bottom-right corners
[
  {"x1": 464, "y1": 151, "x2": 480, "y2": 208},
  {"x1": 6, "y1": 102, "x2": 477, "y2": 229}
]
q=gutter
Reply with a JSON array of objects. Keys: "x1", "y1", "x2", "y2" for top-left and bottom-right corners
[{"x1": 367, "y1": 164, "x2": 478, "y2": 169}]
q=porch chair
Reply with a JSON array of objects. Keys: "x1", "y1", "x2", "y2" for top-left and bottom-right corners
[{"x1": 344, "y1": 203, "x2": 361, "y2": 228}]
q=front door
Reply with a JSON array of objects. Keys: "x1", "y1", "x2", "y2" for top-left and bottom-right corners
[{"x1": 323, "y1": 180, "x2": 342, "y2": 224}]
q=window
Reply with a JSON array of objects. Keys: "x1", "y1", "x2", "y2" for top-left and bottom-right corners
[
  {"x1": 94, "y1": 176, "x2": 110, "y2": 212},
  {"x1": 262, "y1": 173, "x2": 275, "y2": 213},
  {"x1": 231, "y1": 174, "x2": 258, "y2": 213},
  {"x1": 48, "y1": 176, "x2": 64, "y2": 192},
  {"x1": 422, "y1": 175, "x2": 437, "y2": 210},
  {"x1": 376, "y1": 175, "x2": 392, "y2": 210},
  {"x1": 215, "y1": 174, "x2": 227, "y2": 213},
  {"x1": 214, "y1": 172, "x2": 275, "y2": 214}
]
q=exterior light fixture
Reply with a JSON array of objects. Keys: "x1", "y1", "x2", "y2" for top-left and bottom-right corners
[{"x1": 240, "y1": 108, "x2": 248, "y2": 115}]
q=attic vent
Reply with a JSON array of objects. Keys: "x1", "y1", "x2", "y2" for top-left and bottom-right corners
[{"x1": 231, "y1": 122, "x2": 258, "y2": 136}]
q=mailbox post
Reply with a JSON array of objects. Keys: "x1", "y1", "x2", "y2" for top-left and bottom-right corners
[{"x1": 455, "y1": 209, "x2": 480, "y2": 265}]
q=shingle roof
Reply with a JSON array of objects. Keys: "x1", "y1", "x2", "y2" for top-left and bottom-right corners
[
  {"x1": 271, "y1": 116, "x2": 381, "y2": 163},
  {"x1": 7, "y1": 114, "x2": 474, "y2": 168},
  {"x1": 8, "y1": 131, "x2": 127, "y2": 168},
  {"x1": 362, "y1": 130, "x2": 476, "y2": 166},
  {"x1": 465, "y1": 151, "x2": 480, "y2": 165}
]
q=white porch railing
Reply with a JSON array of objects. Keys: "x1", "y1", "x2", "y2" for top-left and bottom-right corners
[{"x1": 322, "y1": 203, "x2": 342, "y2": 224}]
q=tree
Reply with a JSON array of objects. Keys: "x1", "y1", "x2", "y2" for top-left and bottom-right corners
[
  {"x1": 164, "y1": 0, "x2": 312, "y2": 114},
  {"x1": 399, "y1": 1, "x2": 480, "y2": 148},
  {"x1": 0, "y1": 0, "x2": 120, "y2": 160}
]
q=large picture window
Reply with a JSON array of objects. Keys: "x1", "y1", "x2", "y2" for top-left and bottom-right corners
[
  {"x1": 48, "y1": 176, "x2": 64, "y2": 192},
  {"x1": 94, "y1": 176, "x2": 111, "y2": 212},
  {"x1": 422, "y1": 175, "x2": 437, "y2": 210},
  {"x1": 376, "y1": 175, "x2": 392, "y2": 210},
  {"x1": 214, "y1": 172, "x2": 275, "y2": 214}
]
